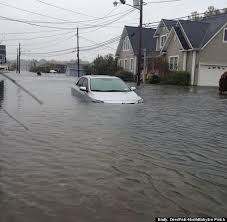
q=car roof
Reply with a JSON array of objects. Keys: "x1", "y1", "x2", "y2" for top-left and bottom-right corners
[{"x1": 82, "y1": 75, "x2": 120, "y2": 80}]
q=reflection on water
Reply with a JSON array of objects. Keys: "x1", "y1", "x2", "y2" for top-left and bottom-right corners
[{"x1": 0, "y1": 72, "x2": 227, "y2": 222}]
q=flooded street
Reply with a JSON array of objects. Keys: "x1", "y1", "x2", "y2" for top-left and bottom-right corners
[{"x1": 0, "y1": 72, "x2": 227, "y2": 222}]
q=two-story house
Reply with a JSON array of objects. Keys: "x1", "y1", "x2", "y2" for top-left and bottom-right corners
[
  {"x1": 115, "y1": 26, "x2": 156, "y2": 76},
  {"x1": 156, "y1": 14, "x2": 227, "y2": 86},
  {"x1": 0, "y1": 45, "x2": 7, "y2": 72},
  {"x1": 0, "y1": 45, "x2": 6, "y2": 64}
]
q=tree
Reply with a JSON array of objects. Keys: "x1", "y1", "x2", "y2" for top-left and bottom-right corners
[
  {"x1": 204, "y1": 6, "x2": 220, "y2": 17},
  {"x1": 92, "y1": 54, "x2": 121, "y2": 75},
  {"x1": 191, "y1": 11, "x2": 201, "y2": 20}
]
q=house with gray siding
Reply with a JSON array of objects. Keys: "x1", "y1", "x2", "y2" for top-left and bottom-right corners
[
  {"x1": 158, "y1": 13, "x2": 227, "y2": 86},
  {"x1": 0, "y1": 45, "x2": 7, "y2": 71},
  {"x1": 115, "y1": 26, "x2": 156, "y2": 76}
]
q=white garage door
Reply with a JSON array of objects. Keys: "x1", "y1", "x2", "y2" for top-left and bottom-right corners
[{"x1": 198, "y1": 64, "x2": 227, "y2": 86}]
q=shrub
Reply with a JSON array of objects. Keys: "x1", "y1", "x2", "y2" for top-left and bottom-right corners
[
  {"x1": 162, "y1": 71, "x2": 191, "y2": 86},
  {"x1": 114, "y1": 70, "x2": 134, "y2": 82},
  {"x1": 147, "y1": 74, "x2": 161, "y2": 84}
]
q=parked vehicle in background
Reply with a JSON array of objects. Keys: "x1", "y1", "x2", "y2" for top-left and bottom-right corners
[{"x1": 71, "y1": 75, "x2": 143, "y2": 104}]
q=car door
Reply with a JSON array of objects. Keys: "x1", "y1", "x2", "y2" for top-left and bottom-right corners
[
  {"x1": 81, "y1": 78, "x2": 90, "y2": 100},
  {"x1": 75, "y1": 77, "x2": 85, "y2": 97}
]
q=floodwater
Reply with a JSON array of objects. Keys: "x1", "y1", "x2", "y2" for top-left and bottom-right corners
[{"x1": 0, "y1": 72, "x2": 226, "y2": 222}]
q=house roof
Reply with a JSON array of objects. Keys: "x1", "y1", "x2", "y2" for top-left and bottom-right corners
[
  {"x1": 179, "y1": 13, "x2": 227, "y2": 48},
  {"x1": 201, "y1": 13, "x2": 227, "y2": 46},
  {"x1": 174, "y1": 26, "x2": 190, "y2": 50},
  {"x1": 125, "y1": 26, "x2": 156, "y2": 54},
  {"x1": 179, "y1": 20, "x2": 209, "y2": 48},
  {"x1": 153, "y1": 19, "x2": 177, "y2": 37},
  {"x1": 162, "y1": 19, "x2": 178, "y2": 31}
]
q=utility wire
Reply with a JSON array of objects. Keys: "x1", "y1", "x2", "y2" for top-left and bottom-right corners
[
  {"x1": 34, "y1": 0, "x2": 134, "y2": 24},
  {"x1": 0, "y1": 9, "x2": 135, "y2": 31},
  {"x1": 34, "y1": 0, "x2": 98, "y2": 18},
  {"x1": 1, "y1": 31, "x2": 75, "y2": 41},
  {"x1": 144, "y1": 7, "x2": 227, "y2": 26},
  {"x1": 0, "y1": 1, "x2": 75, "y2": 22},
  {"x1": 80, "y1": 36, "x2": 116, "y2": 50},
  {"x1": 146, "y1": 0, "x2": 182, "y2": 4}
]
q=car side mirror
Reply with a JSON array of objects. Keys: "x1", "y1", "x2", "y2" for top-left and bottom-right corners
[
  {"x1": 131, "y1": 87, "x2": 136, "y2": 91},
  {"x1": 80, "y1": 86, "x2": 87, "y2": 92}
]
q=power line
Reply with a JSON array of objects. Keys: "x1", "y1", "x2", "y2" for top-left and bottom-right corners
[
  {"x1": 80, "y1": 9, "x2": 136, "y2": 34},
  {"x1": 23, "y1": 50, "x2": 75, "y2": 58},
  {"x1": 0, "y1": 1, "x2": 75, "y2": 22},
  {"x1": 22, "y1": 34, "x2": 76, "y2": 50},
  {"x1": 144, "y1": 7, "x2": 227, "y2": 26},
  {"x1": 80, "y1": 36, "x2": 116, "y2": 50},
  {"x1": 34, "y1": 0, "x2": 133, "y2": 24},
  {"x1": 146, "y1": 0, "x2": 182, "y2": 4},
  {"x1": 34, "y1": 0, "x2": 98, "y2": 19},
  {"x1": 0, "y1": 15, "x2": 76, "y2": 30},
  {"x1": 0, "y1": 30, "x2": 64, "y2": 35},
  {"x1": 1, "y1": 31, "x2": 75, "y2": 41},
  {"x1": 23, "y1": 47, "x2": 75, "y2": 55},
  {"x1": 0, "y1": 8, "x2": 135, "y2": 31}
]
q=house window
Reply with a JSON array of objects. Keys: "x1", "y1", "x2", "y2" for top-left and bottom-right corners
[
  {"x1": 223, "y1": 28, "x2": 227, "y2": 43},
  {"x1": 130, "y1": 58, "x2": 134, "y2": 71},
  {"x1": 169, "y1": 56, "x2": 179, "y2": 71},
  {"x1": 119, "y1": 59, "x2": 123, "y2": 67},
  {"x1": 124, "y1": 59, "x2": 128, "y2": 70},
  {"x1": 160, "y1": 35, "x2": 167, "y2": 48},
  {"x1": 123, "y1": 37, "x2": 130, "y2": 51}
]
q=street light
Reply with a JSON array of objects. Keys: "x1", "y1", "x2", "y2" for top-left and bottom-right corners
[{"x1": 113, "y1": 0, "x2": 143, "y2": 86}]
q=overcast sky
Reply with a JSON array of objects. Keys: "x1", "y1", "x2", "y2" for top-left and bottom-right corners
[{"x1": 0, "y1": 0, "x2": 226, "y2": 62}]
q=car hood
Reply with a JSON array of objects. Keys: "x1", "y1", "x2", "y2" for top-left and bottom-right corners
[{"x1": 90, "y1": 91, "x2": 142, "y2": 104}]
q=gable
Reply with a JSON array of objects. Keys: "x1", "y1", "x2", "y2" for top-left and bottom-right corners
[
  {"x1": 115, "y1": 27, "x2": 128, "y2": 56},
  {"x1": 125, "y1": 26, "x2": 156, "y2": 54},
  {"x1": 162, "y1": 27, "x2": 189, "y2": 52},
  {"x1": 200, "y1": 23, "x2": 227, "y2": 64},
  {"x1": 177, "y1": 14, "x2": 227, "y2": 49},
  {"x1": 154, "y1": 20, "x2": 168, "y2": 37}
]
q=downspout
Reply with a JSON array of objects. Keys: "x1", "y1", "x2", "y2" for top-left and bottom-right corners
[
  {"x1": 191, "y1": 51, "x2": 197, "y2": 86},
  {"x1": 143, "y1": 49, "x2": 147, "y2": 83},
  {"x1": 183, "y1": 51, "x2": 187, "y2": 71},
  {"x1": 134, "y1": 55, "x2": 137, "y2": 76}
]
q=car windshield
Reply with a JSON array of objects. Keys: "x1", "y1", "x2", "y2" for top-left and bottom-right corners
[{"x1": 90, "y1": 78, "x2": 130, "y2": 92}]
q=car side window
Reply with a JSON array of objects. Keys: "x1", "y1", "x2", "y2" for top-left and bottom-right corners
[
  {"x1": 76, "y1": 78, "x2": 85, "y2": 86},
  {"x1": 82, "y1": 78, "x2": 88, "y2": 90}
]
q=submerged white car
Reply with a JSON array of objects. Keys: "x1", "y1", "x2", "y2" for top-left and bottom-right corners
[{"x1": 71, "y1": 75, "x2": 143, "y2": 104}]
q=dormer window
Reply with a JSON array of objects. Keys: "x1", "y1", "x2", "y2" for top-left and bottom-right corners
[
  {"x1": 123, "y1": 36, "x2": 130, "y2": 51},
  {"x1": 223, "y1": 28, "x2": 227, "y2": 43},
  {"x1": 160, "y1": 35, "x2": 167, "y2": 48}
]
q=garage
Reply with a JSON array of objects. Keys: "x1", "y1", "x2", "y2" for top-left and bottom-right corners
[{"x1": 198, "y1": 64, "x2": 227, "y2": 86}]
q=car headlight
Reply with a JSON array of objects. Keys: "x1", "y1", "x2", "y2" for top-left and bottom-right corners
[{"x1": 138, "y1": 99, "x2": 144, "y2": 104}]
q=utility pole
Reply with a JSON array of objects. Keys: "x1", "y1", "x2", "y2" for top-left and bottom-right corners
[
  {"x1": 16, "y1": 47, "x2": 18, "y2": 73},
  {"x1": 137, "y1": 0, "x2": 143, "y2": 86},
  {"x1": 114, "y1": 0, "x2": 143, "y2": 86},
  {"x1": 18, "y1": 43, "x2": 21, "y2": 74},
  {"x1": 77, "y1": 27, "x2": 80, "y2": 78}
]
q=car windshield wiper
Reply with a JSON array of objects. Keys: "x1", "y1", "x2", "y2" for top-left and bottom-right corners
[
  {"x1": 105, "y1": 90, "x2": 129, "y2": 92},
  {"x1": 91, "y1": 90, "x2": 129, "y2": 92}
]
